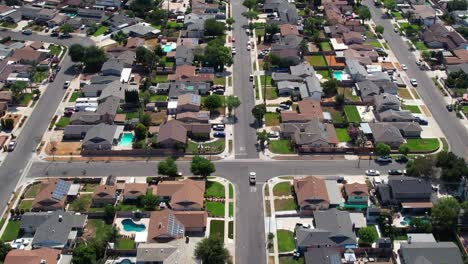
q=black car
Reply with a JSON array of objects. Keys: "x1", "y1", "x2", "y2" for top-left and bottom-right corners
[
  {"x1": 446, "y1": 104, "x2": 453, "y2": 112},
  {"x1": 414, "y1": 117, "x2": 428, "y2": 126},
  {"x1": 395, "y1": 155, "x2": 409, "y2": 163},
  {"x1": 388, "y1": 169, "x2": 403, "y2": 175},
  {"x1": 50, "y1": 32, "x2": 59, "y2": 37}
]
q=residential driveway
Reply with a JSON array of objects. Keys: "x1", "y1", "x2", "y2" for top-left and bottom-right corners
[{"x1": 276, "y1": 217, "x2": 313, "y2": 231}]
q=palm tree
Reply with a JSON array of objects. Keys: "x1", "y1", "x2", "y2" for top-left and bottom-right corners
[{"x1": 355, "y1": 134, "x2": 366, "y2": 168}]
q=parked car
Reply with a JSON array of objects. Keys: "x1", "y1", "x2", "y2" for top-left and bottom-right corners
[
  {"x1": 231, "y1": 37, "x2": 235, "y2": 42},
  {"x1": 268, "y1": 131, "x2": 279, "y2": 138},
  {"x1": 395, "y1": 155, "x2": 409, "y2": 163},
  {"x1": 446, "y1": 104, "x2": 453, "y2": 112},
  {"x1": 249, "y1": 172, "x2": 256, "y2": 184},
  {"x1": 7, "y1": 140, "x2": 17, "y2": 152},
  {"x1": 22, "y1": 29, "x2": 32, "y2": 35},
  {"x1": 401, "y1": 64, "x2": 407, "y2": 71},
  {"x1": 249, "y1": 74, "x2": 254, "y2": 81},
  {"x1": 388, "y1": 169, "x2": 403, "y2": 175},
  {"x1": 232, "y1": 47, "x2": 236, "y2": 55},
  {"x1": 375, "y1": 156, "x2": 392, "y2": 163},
  {"x1": 213, "y1": 131, "x2": 226, "y2": 138},
  {"x1": 63, "y1": 81, "x2": 71, "y2": 89},
  {"x1": 414, "y1": 117, "x2": 428, "y2": 125},
  {"x1": 213, "y1": 89, "x2": 224, "y2": 95},
  {"x1": 213, "y1": 124, "x2": 225, "y2": 131},
  {"x1": 365, "y1": 169, "x2": 380, "y2": 176},
  {"x1": 410, "y1": 78, "x2": 418, "y2": 87},
  {"x1": 278, "y1": 103, "x2": 290, "y2": 110},
  {"x1": 50, "y1": 32, "x2": 59, "y2": 37},
  {"x1": 48, "y1": 74, "x2": 55, "y2": 82}
]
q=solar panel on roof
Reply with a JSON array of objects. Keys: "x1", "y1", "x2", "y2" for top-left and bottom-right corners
[
  {"x1": 167, "y1": 213, "x2": 184, "y2": 237},
  {"x1": 51, "y1": 180, "x2": 71, "y2": 200}
]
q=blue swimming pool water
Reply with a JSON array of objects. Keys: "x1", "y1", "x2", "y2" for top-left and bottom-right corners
[
  {"x1": 119, "y1": 259, "x2": 133, "y2": 264},
  {"x1": 119, "y1": 133, "x2": 134, "y2": 146},
  {"x1": 333, "y1": 71, "x2": 344, "y2": 80},
  {"x1": 121, "y1": 219, "x2": 146, "y2": 232},
  {"x1": 163, "y1": 44, "x2": 173, "y2": 53}
]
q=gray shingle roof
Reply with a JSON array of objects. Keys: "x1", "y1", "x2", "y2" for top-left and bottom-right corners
[
  {"x1": 314, "y1": 208, "x2": 357, "y2": 242},
  {"x1": 400, "y1": 242, "x2": 463, "y2": 264},
  {"x1": 369, "y1": 123, "x2": 404, "y2": 144},
  {"x1": 137, "y1": 243, "x2": 178, "y2": 262},
  {"x1": 82, "y1": 123, "x2": 117, "y2": 147}
]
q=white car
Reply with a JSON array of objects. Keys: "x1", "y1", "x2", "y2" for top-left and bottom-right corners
[
  {"x1": 365, "y1": 169, "x2": 380, "y2": 176},
  {"x1": 410, "y1": 78, "x2": 418, "y2": 86},
  {"x1": 231, "y1": 48, "x2": 236, "y2": 55},
  {"x1": 249, "y1": 172, "x2": 256, "y2": 184},
  {"x1": 247, "y1": 44, "x2": 251, "y2": 51},
  {"x1": 63, "y1": 81, "x2": 71, "y2": 88},
  {"x1": 401, "y1": 64, "x2": 407, "y2": 71}
]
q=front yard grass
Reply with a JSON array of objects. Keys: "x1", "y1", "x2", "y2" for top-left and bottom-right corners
[
  {"x1": 307, "y1": 55, "x2": 327, "y2": 67},
  {"x1": 187, "y1": 139, "x2": 225, "y2": 154},
  {"x1": 69, "y1": 91, "x2": 80, "y2": 102},
  {"x1": 265, "y1": 112, "x2": 280, "y2": 126},
  {"x1": 205, "y1": 181, "x2": 226, "y2": 198},
  {"x1": 336, "y1": 128, "x2": 351, "y2": 142},
  {"x1": 48, "y1": 45, "x2": 62, "y2": 56},
  {"x1": 269, "y1": 140, "x2": 295, "y2": 154},
  {"x1": 273, "y1": 182, "x2": 292, "y2": 196},
  {"x1": 206, "y1": 201, "x2": 225, "y2": 217},
  {"x1": 260, "y1": 75, "x2": 272, "y2": 86},
  {"x1": 274, "y1": 198, "x2": 297, "y2": 211},
  {"x1": 401, "y1": 138, "x2": 440, "y2": 153},
  {"x1": 23, "y1": 182, "x2": 41, "y2": 198},
  {"x1": 18, "y1": 93, "x2": 33, "y2": 106},
  {"x1": 32, "y1": 70, "x2": 48, "y2": 83},
  {"x1": 55, "y1": 116, "x2": 70, "y2": 128},
  {"x1": 398, "y1": 88, "x2": 413, "y2": 99},
  {"x1": 152, "y1": 74, "x2": 168, "y2": 83},
  {"x1": 149, "y1": 94, "x2": 168, "y2": 102},
  {"x1": 277, "y1": 229, "x2": 295, "y2": 252},
  {"x1": 18, "y1": 200, "x2": 32, "y2": 210},
  {"x1": 1, "y1": 220, "x2": 20, "y2": 241},
  {"x1": 266, "y1": 87, "x2": 278, "y2": 100},
  {"x1": 279, "y1": 256, "x2": 305, "y2": 264},
  {"x1": 213, "y1": 77, "x2": 226, "y2": 86},
  {"x1": 209, "y1": 220, "x2": 225, "y2": 241},
  {"x1": 92, "y1": 26, "x2": 108, "y2": 36},
  {"x1": 401, "y1": 104, "x2": 421, "y2": 114},
  {"x1": 391, "y1": 11, "x2": 403, "y2": 19},
  {"x1": 414, "y1": 41, "x2": 428, "y2": 50},
  {"x1": 320, "y1": 42, "x2": 332, "y2": 51},
  {"x1": 116, "y1": 237, "x2": 135, "y2": 249},
  {"x1": 344, "y1": 105, "x2": 362, "y2": 122},
  {"x1": 367, "y1": 40, "x2": 383, "y2": 49}
]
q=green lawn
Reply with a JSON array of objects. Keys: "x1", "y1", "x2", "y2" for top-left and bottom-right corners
[
  {"x1": 273, "y1": 182, "x2": 292, "y2": 196},
  {"x1": 401, "y1": 104, "x2": 421, "y2": 114},
  {"x1": 82, "y1": 183, "x2": 99, "y2": 192},
  {"x1": 269, "y1": 140, "x2": 295, "y2": 154},
  {"x1": 317, "y1": 70, "x2": 330, "y2": 80},
  {"x1": 229, "y1": 183, "x2": 233, "y2": 199},
  {"x1": 187, "y1": 139, "x2": 225, "y2": 154},
  {"x1": 18, "y1": 200, "x2": 32, "y2": 210},
  {"x1": 277, "y1": 230, "x2": 295, "y2": 252},
  {"x1": 256, "y1": 28, "x2": 265, "y2": 37},
  {"x1": 0, "y1": 218, "x2": 5, "y2": 231},
  {"x1": 229, "y1": 202, "x2": 234, "y2": 217},
  {"x1": 116, "y1": 237, "x2": 135, "y2": 249},
  {"x1": 265, "y1": 112, "x2": 280, "y2": 126},
  {"x1": 344, "y1": 105, "x2": 362, "y2": 122},
  {"x1": 320, "y1": 42, "x2": 332, "y2": 51},
  {"x1": 213, "y1": 77, "x2": 226, "y2": 86},
  {"x1": 414, "y1": 41, "x2": 428, "y2": 50},
  {"x1": 69, "y1": 91, "x2": 80, "y2": 102},
  {"x1": 205, "y1": 181, "x2": 226, "y2": 198},
  {"x1": 48, "y1": 45, "x2": 62, "y2": 56},
  {"x1": 228, "y1": 221, "x2": 234, "y2": 239},
  {"x1": 279, "y1": 256, "x2": 305, "y2": 264},
  {"x1": 92, "y1": 26, "x2": 108, "y2": 36},
  {"x1": 322, "y1": 106, "x2": 346, "y2": 123},
  {"x1": 464, "y1": 105, "x2": 468, "y2": 114},
  {"x1": 266, "y1": 87, "x2": 278, "y2": 100},
  {"x1": 398, "y1": 88, "x2": 413, "y2": 99},
  {"x1": 1, "y1": 220, "x2": 20, "y2": 241},
  {"x1": 338, "y1": 87, "x2": 360, "y2": 102},
  {"x1": 206, "y1": 201, "x2": 225, "y2": 217},
  {"x1": 125, "y1": 111, "x2": 140, "y2": 120},
  {"x1": 209, "y1": 220, "x2": 225, "y2": 242},
  {"x1": 69, "y1": 194, "x2": 92, "y2": 212},
  {"x1": 85, "y1": 219, "x2": 113, "y2": 242},
  {"x1": 260, "y1": 75, "x2": 272, "y2": 86},
  {"x1": 391, "y1": 11, "x2": 403, "y2": 19},
  {"x1": 18, "y1": 93, "x2": 33, "y2": 106},
  {"x1": 55, "y1": 116, "x2": 70, "y2": 128},
  {"x1": 274, "y1": 198, "x2": 297, "y2": 211},
  {"x1": 336, "y1": 128, "x2": 351, "y2": 142},
  {"x1": 367, "y1": 40, "x2": 383, "y2": 48},
  {"x1": 23, "y1": 183, "x2": 41, "y2": 198},
  {"x1": 32, "y1": 70, "x2": 48, "y2": 83},
  {"x1": 307, "y1": 55, "x2": 327, "y2": 67},
  {"x1": 401, "y1": 138, "x2": 440, "y2": 153},
  {"x1": 152, "y1": 74, "x2": 168, "y2": 83},
  {"x1": 149, "y1": 94, "x2": 168, "y2": 102}
]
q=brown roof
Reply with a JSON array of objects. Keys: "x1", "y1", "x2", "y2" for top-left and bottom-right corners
[
  {"x1": 32, "y1": 179, "x2": 67, "y2": 211},
  {"x1": 280, "y1": 24, "x2": 299, "y2": 36},
  {"x1": 281, "y1": 100, "x2": 323, "y2": 122},
  {"x1": 4, "y1": 248, "x2": 61, "y2": 264},
  {"x1": 176, "y1": 111, "x2": 209, "y2": 123},
  {"x1": 29, "y1": 41, "x2": 44, "y2": 50},
  {"x1": 281, "y1": 111, "x2": 310, "y2": 122},
  {"x1": 293, "y1": 176, "x2": 329, "y2": 207},
  {"x1": 126, "y1": 37, "x2": 145, "y2": 49},
  {"x1": 147, "y1": 209, "x2": 207, "y2": 241},
  {"x1": 0, "y1": 91, "x2": 12, "y2": 102},
  {"x1": 0, "y1": 102, "x2": 7, "y2": 111},
  {"x1": 0, "y1": 5, "x2": 12, "y2": 13},
  {"x1": 177, "y1": 93, "x2": 201, "y2": 107},
  {"x1": 157, "y1": 120, "x2": 188, "y2": 145},
  {"x1": 344, "y1": 183, "x2": 369, "y2": 197},
  {"x1": 9, "y1": 48, "x2": 44, "y2": 63},
  {"x1": 123, "y1": 183, "x2": 148, "y2": 198},
  {"x1": 156, "y1": 179, "x2": 205, "y2": 209},
  {"x1": 184, "y1": 123, "x2": 211, "y2": 134},
  {"x1": 168, "y1": 65, "x2": 214, "y2": 82},
  {"x1": 92, "y1": 185, "x2": 117, "y2": 201},
  {"x1": 114, "y1": 113, "x2": 126, "y2": 123}
]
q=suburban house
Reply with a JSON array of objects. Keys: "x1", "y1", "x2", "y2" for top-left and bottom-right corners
[
  {"x1": 167, "y1": 65, "x2": 214, "y2": 82},
  {"x1": 81, "y1": 124, "x2": 119, "y2": 151},
  {"x1": 155, "y1": 179, "x2": 205, "y2": 210},
  {"x1": 122, "y1": 183, "x2": 148, "y2": 201},
  {"x1": 147, "y1": 209, "x2": 207, "y2": 242},
  {"x1": 175, "y1": 44, "x2": 194, "y2": 66},
  {"x1": 281, "y1": 118, "x2": 339, "y2": 149},
  {"x1": 136, "y1": 243, "x2": 179, "y2": 263},
  {"x1": 8, "y1": 48, "x2": 48, "y2": 65},
  {"x1": 120, "y1": 23, "x2": 160, "y2": 38},
  {"x1": 294, "y1": 176, "x2": 330, "y2": 213},
  {"x1": 4, "y1": 248, "x2": 63, "y2": 264},
  {"x1": 77, "y1": 8, "x2": 106, "y2": 25},
  {"x1": 32, "y1": 179, "x2": 72, "y2": 212},
  {"x1": 95, "y1": 0, "x2": 121, "y2": 8},
  {"x1": 346, "y1": 59, "x2": 368, "y2": 82},
  {"x1": 389, "y1": 122, "x2": 422, "y2": 137},
  {"x1": 374, "y1": 94, "x2": 400, "y2": 113},
  {"x1": 344, "y1": 183, "x2": 369, "y2": 205},
  {"x1": 355, "y1": 80, "x2": 398, "y2": 102},
  {"x1": 176, "y1": 111, "x2": 210, "y2": 123},
  {"x1": 177, "y1": 93, "x2": 201, "y2": 113},
  {"x1": 420, "y1": 23, "x2": 467, "y2": 50},
  {"x1": 368, "y1": 123, "x2": 405, "y2": 148},
  {"x1": 400, "y1": 242, "x2": 463, "y2": 264},
  {"x1": 91, "y1": 184, "x2": 117, "y2": 207},
  {"x1": 295, "y1": 208, "x2": 357, "y2": 251},
  {"x1": 403, "y1": 5, "x2": 437, "y2": 26},
  {"x1": 20, "y1": 210, "x2": 87, "y2": 249},
  {"x1": 377, "y1": 109, "x2": 415, "y2": 122},
  {"x1": 377, "y1": 176, "x2": 432, "y2": 211},
  {"x1": 183, "y1": 123, "x2": 212, "y2": 140},
  {"x1": 343, "y1": 31, "x2": 364, "y2": 45},
  {"x1": 280, "y1": 100, "x2": 323, "y2": 123},
  {"x1": 156, "y1": 120, "x2": 188, "y2": 148}
]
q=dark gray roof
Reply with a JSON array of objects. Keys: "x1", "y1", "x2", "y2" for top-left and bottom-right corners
[
  {"x1": 90, "y1": 75, "x2": 119, "y2": 84},
  {"x1": 447, "y1": 63, "x2": 468, "y2": 75},
  {"x1": 175, "y1": 45, "x2": 194, "y2": 66},
  {"x1": 31, "y1": 210, "x2": 87, "y2": 248},
  {"x1": 378, "y1": 110, "x2": 414, "y2": 122},
  {"x1": 168, "y1": 82, "x2": 210, "y2": 98},
  {"x1": 369, "y1": 123, "x2": 404, "y2": 144},
  {"x1": 97, "y1": 96, "x2": 120, "y2": 115},
  {"x1": 137, "y1": 243, "x2": 178, "y2": 262},
  {"x1": 272, "y1": 35, "x2": 303, "y2": 50},
  {"x1": 377, "y1": 184, "x2": 391, "y2": 204},
  {"x1": 82, "y1": 83, "x2": 108, "y2": 95},
  {"x1": 314, "y1": 208, "x2": 357, "y2": 243},
  {"x1": 101, "y1": 58, "x2": 124, "y2": 74},
  {"x1": 82, "y1": 124, "x2": 117, "y2": 147},
  {"x1": 272, "y1": 73, "x2": 304, "y2": 82},
  {"x1": 290, "y1": 62, "x2": 314, "y2": 77},
  {"x1": 388, "y1": 176, "x2": 431, "y2": 200},
  {"x1": 121, "y1": 24, "x2": 158, "y2": 36},
  {"x1": 400, "y1": 242, "x2": 463, "y2": 264},
  {"x1": 374, "y1": 93, "x2": 400, "y2": 112},
  {"x1": 63, "y1": 125, "x2": 92, "y2": 137},
  {"x1": 389, "y1": 122, "x2": 422, "y2": 133},
  {"x1": 20, "y1": 212, "x2": 51, "y2": 231},
  {"x1": 304, "y1": 248, "x2": 341, "y2": 264},
  {"x1": 70, "y1": 112, "x2": 101, "y2": 124}
]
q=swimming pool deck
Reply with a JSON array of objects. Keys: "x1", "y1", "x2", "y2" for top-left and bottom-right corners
[{"x1": 116, "y1": 217, "x2": 150, "y2": 237}]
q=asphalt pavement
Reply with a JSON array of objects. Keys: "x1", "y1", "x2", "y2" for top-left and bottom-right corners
[{"x1": 364, "y1": 0, "x2": 468, "y2": 160}]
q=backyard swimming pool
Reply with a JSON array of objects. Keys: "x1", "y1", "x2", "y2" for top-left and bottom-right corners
[
  {"x1": 163, "y1": 43, "x2": 176, "y2": 53},
  {"x1": 119, "y1": 133, "x2": 134, "y2": 146},
  {"x1": 121, "y1": 219, "x2": 146, "y2": 232},
  {"x1": 333, "y1": 70, "x2": 344, "y2": 80}
]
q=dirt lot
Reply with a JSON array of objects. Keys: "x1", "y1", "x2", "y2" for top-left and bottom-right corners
[{"x1": 45, "y1": 141, "x2": 82, "y2": 155}]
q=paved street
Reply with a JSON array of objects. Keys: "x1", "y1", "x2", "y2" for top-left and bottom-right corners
[
  {"x1": 364, "y1": 0, "x2": 468, "y2": 160},
  {"x1": 231, "y1": 0, "x2": 259, "y2": 159}
]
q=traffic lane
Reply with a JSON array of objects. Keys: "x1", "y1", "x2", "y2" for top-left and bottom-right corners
[
  {"x1": 364, "y1": 0, "x2": 468, "y2": 159},
  {"x1": 0, "y1": 31, "x2": 94, "y2": 47}
]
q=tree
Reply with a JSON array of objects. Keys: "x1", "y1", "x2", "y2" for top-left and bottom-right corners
[
  {"x1": 375, "y1": 143, "x2": 391, "y2": 156},
  {"x1": 87, "y1": 23, "x2": 99, "y2": 35},
  {"x1": 69, "y1": 44, "x2": 85, "y2": 62},
  {"x1": 158, "y1": 157, "x2": 178, "y2": 177},
  {"x1": 154, "y1": 44, "x2": 164, "y2": 57},
  {"x1": 335, "y1": 94, "x2": 345, "y2": 106},
  {"x1": 257, "y1": 129, "x2": 269, "y2": 151},
  {"x1": 405, "y1": 156, "x2": 434, "y2": 178},
  {"x1": 243, "y1": 0, "x2": 257, "y2": 9},
  {"x1": 347, "y1": 124, "x2": 361, "y2": 143},
  {"x1": 251, "y1": 104, "x2": 266, "y2": 125},
  {"x1": 134, "y1": 123, "x2": 148, "y2": 140},
  {"x1": 225, "y1": 95, "x2": 241, "y2": 117},
  {"x1": 10, "y1": 81, "x2": 27, "y2": 97},
  {"x1": 190, "y1": 156, "x2": 215, "y2": 177},
  {"x1": 0, "y1": 240, "x2": 11, "y2": 262},
  {"x1": 421, "y1": 51, "x2": 431, "y2": 62},
  {"x1": 140, "y1": 113, "x2": 152, "y2": 127},
  {"x1": 112, "y1": 30, "x2": 128, "y2": 45},
  {"x1": 456, "y1": 26, "x2": 468, "y2": 38},
  {"x1": 129, "y1": 0, "x2": 154, "y2": 17},
  {"x1": 104, "y1": 205, "x2": 116, "y2": 223},
  {"x1": 73, "y1": 244, "x2": 97, "y2": 264},
  {"x1": 146, "y1": 8, "x2": 168, "y2": 26},
  {"x1": 194, "y1": 237, "x2": 230, "y2": 264},
  {"x1": 375, "y1": 25, "x2": 384, "y2": 34},
  {"x1": 357, "y1": 6, "x2": 371, "y2": 22},
  {"x1": 436, "y1": 151, "x2": 468, "y2": 182},
  {"x1": 410, "y1": 217, "x2": 432, "y2": 233},
  {"x1": 447, "y1": 0, "x2": 467, "y2": 12},
  {"x1": 358, "y1": 227, "x2": 377, "y2": 245},
  {"x1": 383, "y1": 0, "x2": 396, "y2": 11},
  {"x1": 204, "y1": 94, "x2": 223, "y2": 113},
  {"x1": 322, "y1": 80, "x2": 338, "y2": 96},
  {"x1": 204, "y1": 19, "x2": 226, "y2": 37},
  {"x1": 264, "y1": 23, "x2": 279, "y2": 41},
  {"x1": 136, "y1": 47, "x2": 155, "y2": 66},
  {"x1": 432, "y1": 197, "x2": 460, "y2": 230},
  {"x1": 204, "y1": 40, "x2": 233, "y2": 72},
  {"x1": 242, "y1": 10, "x2": 259, "y2": 20},
  {"x1": 5, "y1": 0, "x2": 21, "y2": 6},
  {"x1": 139, "y1": 193, "x2": 159, "y2": 210},
  {"x1": 82, "y1": 46, "x2": 108, "y2": 73},
  {"x1": 125, "y1": 90, "x2": 139, "y2": 104},
  {"x1": 399, "y1": 145, "x2": 410, "y2": 156},
  {"x1": 60, "y1": 23, "x2": 74, "y2": 34},
  {"x1": 226, "y1": 18, "x2": 235, "y2": 30}
]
